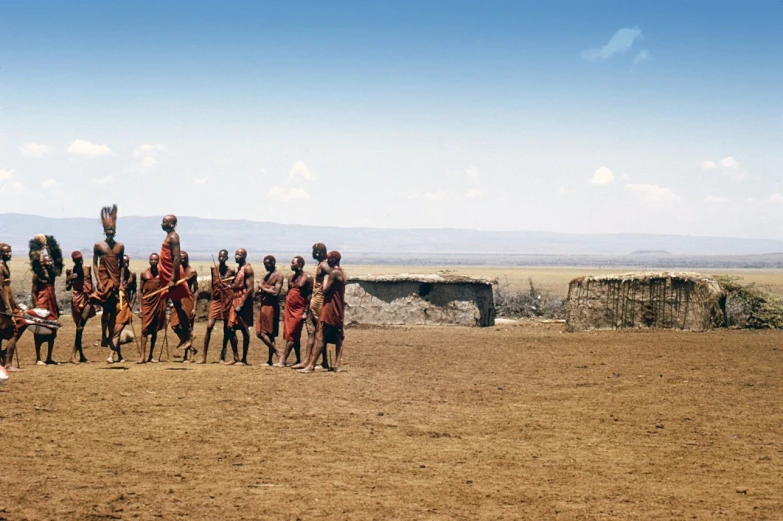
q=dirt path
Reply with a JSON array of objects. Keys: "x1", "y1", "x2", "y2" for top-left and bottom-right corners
[{"x1": 1, "y1": 322, "x2": 781, "y2": 520}]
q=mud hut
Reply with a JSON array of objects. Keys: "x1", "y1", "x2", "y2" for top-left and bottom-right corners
[
  {"x1": 195, "y1": 273, "x2": 496, "y2": 327},
  {"x1": 345, "y1": 274, "x2": 495, "y2": 327},
  {"x1": 566, "y1": 272, "x2": 726, "y2": 332}
]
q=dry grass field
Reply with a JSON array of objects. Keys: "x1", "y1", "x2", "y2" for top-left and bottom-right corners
[
  {"x1": 7, "y1": 258, "x2": 783, "y2": 299},
  {"x1": 1, "y1": 320, "x2": 782, "y2": 520},
  {"x1": 342, "y1": 265, "x2": 783, "y2": 298}
]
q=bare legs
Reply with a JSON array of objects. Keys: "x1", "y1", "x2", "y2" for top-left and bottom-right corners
[
  {"x1": 256, "y1": 331, "x2": 281, "y2": 366},
  {"x1": 3, "y1": 335, "x2": 20, "y2": 371},
  {"x1": 138, "y1": 331, "x2": 160, "y2": 364},
  {"x1": 292, "y1": 319, "x2": 327, "y2": 369},
  {"x1": 233, "y1": 325, "x2": 251, "y2": 365},
  {"x1": 34, "y1": 333, "x2": 58, "y2": 365},
  {"x1": 276, "y1": 340, "x2": 300, "y2": 367},
  {"x1": 298, "y1": 326, "x2": 343, "y2": 373},
  {"x1": 171, "y1": 301, "x2": 192, "y2": 351},
  {"x1": 201, "y1": 318, "x2": 237, "y2": 364}
]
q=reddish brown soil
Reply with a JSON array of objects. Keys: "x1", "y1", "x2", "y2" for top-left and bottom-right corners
[{"x1": 1, "y1": 321, "x2": 782, "y2": 520}]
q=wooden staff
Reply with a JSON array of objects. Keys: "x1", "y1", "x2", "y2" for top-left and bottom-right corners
[
  {"x1": 143, "y1": 278, "x2": 188, "y2": 300},
  {"x1": 127, "y1": 293, "x2": 141, "y2": 355}
]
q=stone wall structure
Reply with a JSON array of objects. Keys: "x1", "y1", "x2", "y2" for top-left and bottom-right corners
[
  {"x1": 344, "y1": 274, "x2": 495, "y2": 327},
  {"x1": 566, "y1": 272, "x2": 726, "y2": 332}
]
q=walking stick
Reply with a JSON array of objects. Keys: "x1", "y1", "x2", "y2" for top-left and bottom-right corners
[
  {"x1": 161, "y1": 320, "x2": 171, "y2": 362},
  {"x1": 127, "y1": 294, "x2": 141, "y2": 354}
]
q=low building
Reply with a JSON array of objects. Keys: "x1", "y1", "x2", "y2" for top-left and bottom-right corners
[
  {"x1": 345, "y1": 274, "x2": 495, "y2": 327},
  {"x1": 566, "y1": 271, "x2": 726, "y2": 332}
]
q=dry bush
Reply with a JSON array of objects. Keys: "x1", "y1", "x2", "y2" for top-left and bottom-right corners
[
  {"x1": 715, "y1": 275, "x2": 783, "y2": 329},
  {"x1": 494, "y1": 277, "x2": 566, "y2": 319}
]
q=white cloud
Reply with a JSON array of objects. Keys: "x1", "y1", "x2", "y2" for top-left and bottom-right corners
[
  {"x1": 465, "y1": 167, "x2": 479, "y2": 178},
  {"x1": 134, "y1": 143, "x2": 168, "y2": 156},
  {"x1": 768, "y1": 193, "x2": 783, "y2": 203},
  {"x1": 193, "y1": 176, "x2": 209, "y2": 185},
  {"x1": 91, "y1": 176, "x2": 114, "y2": 185},
  {"x1": 719, "y1": 156, "x2": 741, "y2": 169},
  {"x1": 700, "y1": 156, "x2": 747, "y2": 179},
  {"x1": 402, "y1": 191, "x2": 447, "y2": 202},
  {"x1": 133, "y1": 143, "x2": 167, "y2": 171},
  {"x1": 0, "y1": 169, "x2": 23, "y2": 194},
  {"x1": 704, "y1": 195, "x2": 729, "y2": 204},
  {"x1": 268, "y1": 186, "x2": 311, "y2": 202},
  {"x1": 627, "y1": 183, "x2": 680, "y2": 202},
  {"x1": 139, "y1": 156, "x2": 158, "y2": 170},
  {"x1": 582, "y1": 27, "x2": 643, "y2": 62},
  {"x1": 67, "y1": 139, "x2": 112, "y2": 156},
  {"x1": 0, "y1": 180, "x2": 23, "y2": 194},
  {"x1": 20, "y1": 142, "x2": 51, "y2": 157},
  {"x1": 289, "y1": 161, "x2": 315, "y2": 181},
  {"x1": 466, "y1": 189, "x2": 482, "y2": 199},
  {"x1": 41, "y1": 179, "x2": 58, "y2": 189},
  {"x1": 590, "y1": 166, "x2": 614, "y2": 185},
  {"x1": 633, "y1": 50, "x2": 651, "y2": 64}
]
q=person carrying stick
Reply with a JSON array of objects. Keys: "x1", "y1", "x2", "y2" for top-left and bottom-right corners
[{"x1": 199, "y1": 249, "x2": 237, "y2": 364}]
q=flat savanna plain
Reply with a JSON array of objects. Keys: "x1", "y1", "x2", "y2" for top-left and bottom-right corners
[
  {"x1": 2, "y1": 264, "x2": 782, "y2": 520},
  {"x1": 7, "y1": 260, "x2": 783, "y2": 298},
  {"x1": 2, "y1": 322, "x2": 783, "y2": 519}
]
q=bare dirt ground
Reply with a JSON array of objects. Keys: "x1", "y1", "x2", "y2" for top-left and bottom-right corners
[{"x1": 1, "y1": 321, "x2": 782, "y2": 520}]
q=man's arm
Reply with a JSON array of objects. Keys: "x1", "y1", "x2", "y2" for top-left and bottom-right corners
[
  {"x1": 118, "y1": 244, "x2": 126, "y2": 291},
  {"x1": 93, "y1": 244, "x2": 102, "y2": 291},
  {"x1": 140, "y1": 271, "x2": 150, "y2": 297},
  {"x1": 167, "y1": 233, "x2": 181, "y2": 288},
  {"x1": 127, "y1": 273, "x2": 137, "y2": 303},
  {"x1": 188, "y1": 271, "x2": 198, "y2": 294},
  {"x1": 322, "y1": 268, "x2": 343, "y2": 295},
  {"x1": 241, "y1": 266, "x2": 255, "y2": 307},
  {"x1": 259, "y1": 273, "x2": 283, "y2": 296},
  {"x1": 1, "y1": 266, "x2": 13, "y2": 312},
  {"x1": 65, "y1": 268, "x2": 73, "y2": 291},
  {"x1": 302, "y1": 274, "x2": 313, "y2": 319}
]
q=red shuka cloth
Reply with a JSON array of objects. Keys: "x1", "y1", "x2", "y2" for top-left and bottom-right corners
[
  {"x1": 283, "y1": 285, "x2": 306, "y2": 342},
  {"x1": 158, "y1": 242, "x2": 189, "y2": 301}
]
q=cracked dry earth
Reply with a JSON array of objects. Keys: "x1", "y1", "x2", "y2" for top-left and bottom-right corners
[{"x1": 0, "y1": 321, "x2": 781, "y2": 520}]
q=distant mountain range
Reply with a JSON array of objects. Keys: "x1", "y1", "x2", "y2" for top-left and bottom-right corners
[{"x1": 1, "y1": 213, "x2": 781, "y2": 262}]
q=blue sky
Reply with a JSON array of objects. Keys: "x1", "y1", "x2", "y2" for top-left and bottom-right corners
[{"x1": 1, "y1": 1, "x2": 781, "y2": 238}]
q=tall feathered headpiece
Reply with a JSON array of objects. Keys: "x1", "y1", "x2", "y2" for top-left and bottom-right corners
[
  {"x1": 100, "y1": 204, "x2": 118, "y2": 231},
  {"x1": 29, "y1": 234, "x2": 64, "y2": 278}
]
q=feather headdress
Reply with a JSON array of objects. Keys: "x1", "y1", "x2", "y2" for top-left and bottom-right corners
[{"x1": 100, "y1": 204, "x2": 118, "y2": 231}]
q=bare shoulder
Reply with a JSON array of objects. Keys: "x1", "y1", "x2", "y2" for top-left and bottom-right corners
[
  {"x1": 167, "y1": 231, "x2": 180, "y2": 244},
  {"x1": 141, "y1": 269, "x2": 151, "y2": 280},
  {"x1": 245, "y1": 264, "x2": 254, "y2": 275}
]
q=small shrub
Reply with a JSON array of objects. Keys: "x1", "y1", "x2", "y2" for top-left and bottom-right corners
[
  {"x1": 715, "y1": 275, "x2": 783, "y2": 329},
  {"x1": 494, "y1": 277, "x2": 566, "y2": 319}
]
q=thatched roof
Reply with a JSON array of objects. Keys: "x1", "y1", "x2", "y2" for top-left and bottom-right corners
[
  {"x1": 347, "y1": 273, "x2": 495, "y2": 286},
  {"x1": 570, "y1": 271, "x2": 721, "y2": 287}
]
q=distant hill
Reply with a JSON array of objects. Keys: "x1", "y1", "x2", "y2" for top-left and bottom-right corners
[
  {"x1": 629, "y1": 250, "x2": 672, "y2": 256},
  {"x1": 1, "y1": 213, "x2": 781, "y2": 261}
]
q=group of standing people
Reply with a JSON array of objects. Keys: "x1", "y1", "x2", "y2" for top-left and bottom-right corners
[{"x1": 0, "y1": 205, "x2": 346, "y2": 374}]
